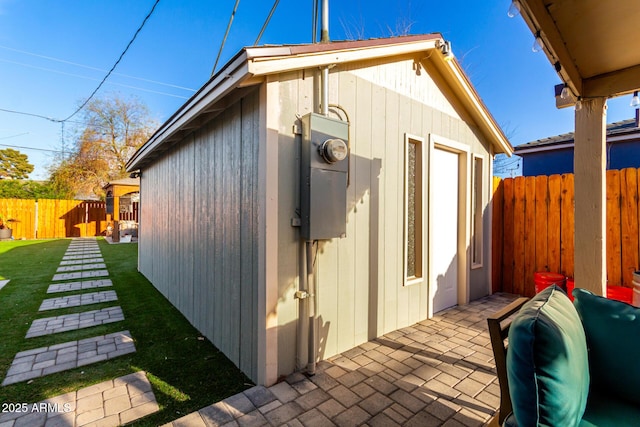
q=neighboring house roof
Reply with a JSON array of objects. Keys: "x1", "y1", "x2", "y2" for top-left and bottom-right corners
[
  {"x1": 515, "y1": 119, "x2": 640, "y2": 155},
  {"x1": 127, "y1": 34, "x2": 513, "y2": 172}
]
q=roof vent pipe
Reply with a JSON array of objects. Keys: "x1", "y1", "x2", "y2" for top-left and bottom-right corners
[{"x1": 321, "y1": 0, "x2": 329, "y2": 43}]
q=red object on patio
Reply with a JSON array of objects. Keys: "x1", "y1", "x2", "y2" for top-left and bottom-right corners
[
  {"x1": 607, "y1": 285, "x2": 633, "y2": 304},
  {"x1": 566, "y1": 279, "x2": 632, "y2": 304},
  {"x1": 534, "y1": 272, "x2": 566, "y2": 294}
]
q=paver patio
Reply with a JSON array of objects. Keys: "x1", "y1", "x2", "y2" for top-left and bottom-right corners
[
  {"x1": 0, "y1": 371, "x2": 159, "y2": 427},
  {"x1": 164, "y1": 293, "x2": 516, "y2": 427}
]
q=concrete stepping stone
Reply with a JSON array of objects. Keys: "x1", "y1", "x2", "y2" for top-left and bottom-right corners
[
  {"x1": 26, "y1": 307, "x2": 125, "y2": 338},
  {"x1": 56, "y1": 263, "x2": 107, "y2": 273},
  {"x1": 1, "y1": 331, "x2": 136, "y2": 386},
  {"x1": 63, "y1": 253, "x2": 104, "y2": 261},
  {"x1": 39, "y1": 290, "x2": 118, "y2": 311},
  {"x1": 47, "y1": 279, "x2": 113, "y2": 294},
  {"x1": 0, "y1": 279, "x2": 9, "y2": 291},
  {"x1": 59, "y1": 257, "x2": 104, "y2": 266},
  {"x1": 0, "y1": 371, "x2": 158, "y2": 426},
  {"x1": 52, "y1": 270, "x2": 109, "y2": 281}
]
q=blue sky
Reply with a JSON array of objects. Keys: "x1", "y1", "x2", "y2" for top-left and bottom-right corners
[{"x1": 0, "y1": 0, "x2": 634, "y2": 179}]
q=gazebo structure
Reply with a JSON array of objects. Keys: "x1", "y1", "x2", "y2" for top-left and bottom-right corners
[
  {"x1": 104, "y1": 177, "x2": 140, "y2": 241},
  {"x1": 514, "y1": 0, "x2": 640, "y2": 296}
]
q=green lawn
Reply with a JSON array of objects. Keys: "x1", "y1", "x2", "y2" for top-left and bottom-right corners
[{"x1": 0, "y1": 239, "x2": 252, "y2": 426}]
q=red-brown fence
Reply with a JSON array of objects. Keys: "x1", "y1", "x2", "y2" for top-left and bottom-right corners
[
  {"x1": 0, "y1": 198, "x2": 107, "y2": 239},
  {"x1": 493, "y1": 168, "x2": 640, "y2": 296}
]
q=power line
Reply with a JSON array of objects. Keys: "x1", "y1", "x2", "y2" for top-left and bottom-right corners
[
  {"x1": 254, "y1": 0, "x2": 281, "y2": 45},
  {"x1": 0, "y1": 143, "x2": 61, "y2": 154},
  {"x1": 0, "y1": 44, "x2": 196, "y2": 92},
  {"x1": 0, "y1": 58, "x2": 189, "y2": 99},
  {"x1": 212, "y1": 0, "x2": 241, "y2": 75},
  {"x1": 61, "y1": 0, "x2": 161, "y2": 122}
]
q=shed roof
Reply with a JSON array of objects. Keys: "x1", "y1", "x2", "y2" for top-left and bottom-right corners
[
  {"x1": 127, "y1": 34, "x2": 513, "y2": 171},
  {"x1": 515, "y1": 119, "x2": 640, "y2": 155},
  {"x1": 103, "y1": 177, "x2": 140, "y2": 189}
]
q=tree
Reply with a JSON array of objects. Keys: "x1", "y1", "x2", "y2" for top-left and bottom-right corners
[
  {"x1": 49, "y1": 94, "x2": 158, "y2": 198},
  {"x1": 0, "y1": 148, "x2": 34, "y2": 179}
]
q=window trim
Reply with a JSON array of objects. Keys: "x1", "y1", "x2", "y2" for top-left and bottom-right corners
[
  {"x1": 471, "y1": 154, "x2": 485, "y2": 269},
  {"x1": 404, "y1": 134, "x2": 425, "y2": 286}
]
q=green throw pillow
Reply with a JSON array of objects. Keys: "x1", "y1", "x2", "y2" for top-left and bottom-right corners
[
  {"x1": 507, "y1": 285, "x2": 590, "y2": 426},
  {"x1": 573, "y1": 287, "x2": 640, "y2": 406}
]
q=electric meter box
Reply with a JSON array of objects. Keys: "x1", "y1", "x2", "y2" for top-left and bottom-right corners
[{"x1": 300, "y1": 113, "x2": 349, "y2": 240}]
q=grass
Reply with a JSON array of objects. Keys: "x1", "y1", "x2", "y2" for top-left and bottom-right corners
[{"x1": 0, "y1": 238, "x2": 253, "y2": 426}]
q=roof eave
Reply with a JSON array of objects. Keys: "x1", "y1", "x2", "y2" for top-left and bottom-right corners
[{"x1": 127, "y1": 51, "x2": 252, "y2": 172}]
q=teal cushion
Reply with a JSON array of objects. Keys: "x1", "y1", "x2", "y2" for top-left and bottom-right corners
[
  {"x1": 572, "y1": 288, "x2": 640, "y2": 406},
  {"x1": 507, "y1": 285, "x2": 589, "y2": 426},
  {"x1": 579, "y1": 390, "x2": 640, "y2": 427}
]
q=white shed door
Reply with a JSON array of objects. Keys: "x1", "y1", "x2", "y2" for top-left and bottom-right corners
[{"x1": 431, "y1": 148, "x2": 459, "y2": 313}]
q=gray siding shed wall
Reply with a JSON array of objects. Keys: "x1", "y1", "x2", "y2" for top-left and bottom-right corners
[
  {"x1": 139, "y1": 90, "x2": 260, "y2": 381},
  {"x1": 273, "y1": 57, "x2": 494, "y2": 369}
]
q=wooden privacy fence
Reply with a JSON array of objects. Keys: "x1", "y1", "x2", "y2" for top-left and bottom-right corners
[
  {"x1": 0, "y1": 199, "x2": 106, "y2": 239},
  {"x1": 493, "y1": 168, "x2": 640, "y2": 297}
]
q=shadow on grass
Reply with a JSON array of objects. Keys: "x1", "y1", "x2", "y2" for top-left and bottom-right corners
[{"x1": 0, "y1": 238, "x2": 253, "y2": 426}]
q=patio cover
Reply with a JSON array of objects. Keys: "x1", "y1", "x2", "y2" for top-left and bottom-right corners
[{"x1": 516, "y1": 0, "x2": 640, "y2": 295}]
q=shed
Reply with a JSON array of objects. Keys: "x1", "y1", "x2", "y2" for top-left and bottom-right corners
[{"x1": 127, "y1": 34, "x2": 512, "y2": 385}]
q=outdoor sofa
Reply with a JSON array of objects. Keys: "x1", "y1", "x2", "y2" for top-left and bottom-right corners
[{"x1": 488, "y1": 284, "x2": 640, "y2": 426}]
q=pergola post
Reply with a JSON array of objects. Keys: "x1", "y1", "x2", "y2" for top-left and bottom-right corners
[{"x1": 573, "y1": 97, "x2": 607, "y2": 296}]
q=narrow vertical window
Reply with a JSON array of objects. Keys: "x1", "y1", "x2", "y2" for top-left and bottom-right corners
[
  {"x1": 472, "y1": 156, "x2": 484, "y2": 268},
  {"x1": 405, "y1": 135, "x2": 424, "y2": 284}
]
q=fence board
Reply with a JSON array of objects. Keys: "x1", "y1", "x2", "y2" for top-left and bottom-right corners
[
  {"x1": 621, "y1": 168, "x2": 639, "y2": 287},
  {"x1": 502, "y1": 178, "x2": 515, "y2": 293},
  {"x1": 547, "y1": 175, "x2": 562, "y2": 274},
  {"x1": 513, "y1": 177, "x2": 526, "y2": 296},
  {"x1": 560, "y1": 174, "x2": 574, "y2": 278},
  {"x1": 492, "y1": 177, "x2": 504, "y2": 293},
  {"x1": 524, "y1": 176, "x2": 536, "y2": 296},
  {"x1": 606, "y1": 170, "x2": 622, "y2": 287},
  {"x1": 534, "y1": 175, "x2": 549, "y2": 272}
]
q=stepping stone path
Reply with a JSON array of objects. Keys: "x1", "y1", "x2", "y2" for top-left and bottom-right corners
[
  {"x1": 0, "y1": 279, "x2": 9, "y2": 291},
  {"x1": 47, "y1": 278, "x2": 113, "y2": 293},
  {"x1": 1, "y1": 238, "x2": 159, "y2": 426},
  {"x1": 2, "y1": 331, "x2": 136, "y2": 386},
  {"x1": 26, "y1": 307, "x2": 125, "y2": 338},
  {"x1": 39, "y1": 290, "x2": 118, "y2": 311}
]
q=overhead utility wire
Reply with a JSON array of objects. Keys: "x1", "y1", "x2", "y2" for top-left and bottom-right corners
[
  {"x1": 0, "y1": 44, "x2": 195, "y2": 92},
  {"x1": 212, "y1": 0, "x2": 241, "y2": 75},
  {"x1": 61, "y1": 0, "x2": 161, "y2": 122},
  {"x1": 254, "y1": 0, "x2": 281, "y2": 45},
  {"x1": 0, "y1": 58, "x2": 188, "y2": 99}
]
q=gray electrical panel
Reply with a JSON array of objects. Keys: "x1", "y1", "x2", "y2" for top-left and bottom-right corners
[{"x1": 300, "y1": 113, "x2": 349, "y2": 240}]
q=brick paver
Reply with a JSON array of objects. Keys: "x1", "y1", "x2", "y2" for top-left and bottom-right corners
[
  {"x1": 47, "y1": 278, "x2": 113, "y2": 293},
  {"x1": 163, "y1": 294, "x2": 516, "y2": 427},
  {"x1": 39, "y1": 290, "x2": 118, "y2": 311},
  {"x1": 2, "y1": 331, "x2": 136, "y2": 386},
  {"x1": 52, "y1": 269, "x2": 109, "y2": 281},
  {"x1": 26, "y1": 306, "x2": 125, "y2": 338},
  {"x1": 0, "y1": 371, "x2": 158, "y2": 426}
]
